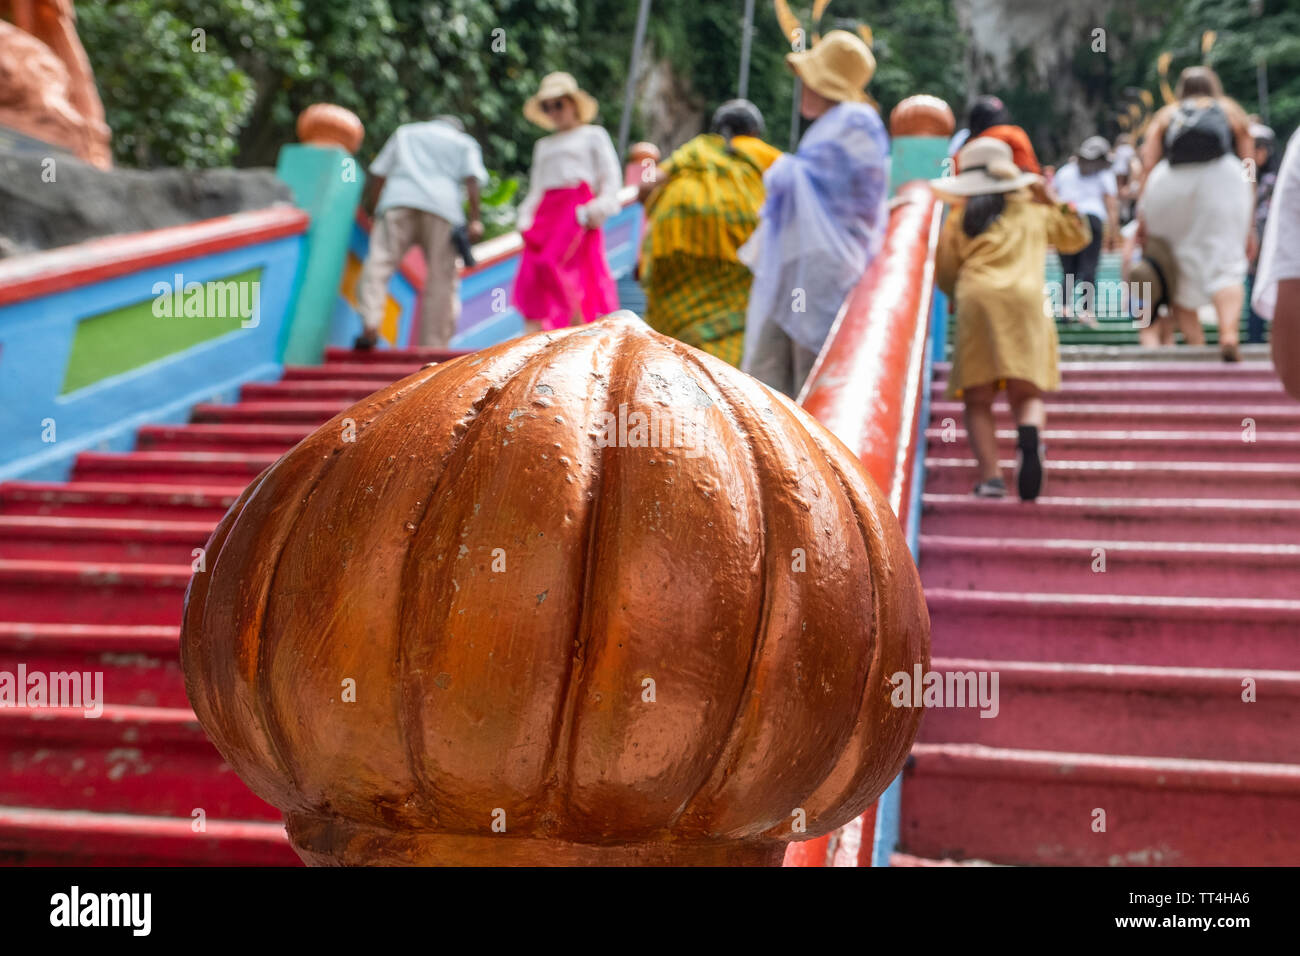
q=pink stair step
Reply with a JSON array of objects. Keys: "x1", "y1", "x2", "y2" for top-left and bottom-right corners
[
  {"x1": 0, "y1": 482, "x2": 241, "y2": 521},
  {"x1": 0, "y1": 560, "x2": 189, "y2": 625},
  {"x1": 900, "y1": 743, "x2": 1300, "y2": 866},
  {"x1": 137, "y1": 423, "x2": 310, "y2": 453},
  {"x1": 921, "y1": 493, "x2": 1300, "y2": 544},
  {"x1": 924, "y1": 458, "x2": 1300, "y2": 499},
  {"x1": 240, "y1": 379, "x2": 388, "y2": 402},
  {"x1": 0, "y1": 515, "x2": 215, "y2": 564},
  {"x1": 0, "y1": 706, "x2": 279, "y2": 821},
  {"x1": 0, "y1": 622, "x2": 184, "y2": 707},
  {"x1": 931, "y1": 379, "x2": 1293, "y2": 404},
  {"x1": 920, "y1": 535, "x2": 1300, "y2": 599},
  {"x1": 917, "y1": 657, "x2": 1300, "y2": 763},
  {"x1": 927, "y1": 588, "x2": 1300, "y2": 669},
  {"x1": 932, "y1": 360, "x2": 1278, "y2": 381},
  {"x1": 72, "y1": 451, "x2": 278, "y2": 487},
  {"x1": 925, "y1": 429, "x2": 1300, "y2": 463},
  {"x1": 282, "y1": 362, "x2": 425, "y2": 381},
  {"x1": 191, "y1": 400, "x2": 341, "y2": 425},
  {"x1": 0, "y1": 805, "x2": 298, "y2": 866},
  {"x1": 929, "y1": 401, "x2": 1300, "y2": 429},
  {"x1": 323, "y1": 345, "x2": 467, "y2": 365}
]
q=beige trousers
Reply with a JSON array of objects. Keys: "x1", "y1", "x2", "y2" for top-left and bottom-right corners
[{"x1": 358, "y1": 207, "x2": 460, "y2": 347}]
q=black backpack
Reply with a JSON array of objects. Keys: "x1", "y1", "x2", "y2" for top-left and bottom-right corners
[{"x1": 1164, "y1": 98, "x2": 1232, "y2": 165}]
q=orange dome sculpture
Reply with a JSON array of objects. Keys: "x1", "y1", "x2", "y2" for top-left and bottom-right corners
[
  {"x1": 296, "y1": 103, "x2": 365, "y2": 154},
  {"x1": 889, "y1": 94, "x2": 956, "y2": 138},
  {"x1": 180, "y1": 313, "x2": 930, "y2": 866}
]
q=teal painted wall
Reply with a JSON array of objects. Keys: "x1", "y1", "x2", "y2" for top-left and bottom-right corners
[
  {"x1": 890, "y1": 136, "x2": 952, "y2": 195},
  {"x1": 276, "y1": 144, "x2": 365, "y2": 365}
]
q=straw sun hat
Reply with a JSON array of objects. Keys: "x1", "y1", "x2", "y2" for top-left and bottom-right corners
[
  {"x1": 930, "y1": 137, "x2": 1042, "y2": 201},
  {"x1": 785, "y1": 29, "x2": 876, "y2": 104},
  {"x1": 524, "y1": 72, "x2": 599, "y2": 130}
]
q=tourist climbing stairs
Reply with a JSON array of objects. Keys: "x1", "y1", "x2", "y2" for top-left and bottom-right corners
[{"x1": 901, "y1": 266, "x2": 1300, "y2": 865}]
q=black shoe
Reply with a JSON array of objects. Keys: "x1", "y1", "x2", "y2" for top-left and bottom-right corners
[
  {"x1": 353, "y1": 332, "x2": 378, "y2": 351},
  {"x1": 1016, "y1": 425, "x2": 1045, "y2": 501}
]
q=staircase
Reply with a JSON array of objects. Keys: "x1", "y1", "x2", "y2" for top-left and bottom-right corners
[
  {"x1": 0, "y1": 346, "x2": 462, "y2": 865},
  {"x1": 898, "y1": 348, "x2": 1300, "y2": 866}
]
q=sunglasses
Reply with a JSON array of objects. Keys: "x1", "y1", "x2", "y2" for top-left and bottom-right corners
[{"x1": 540, "y1": 98, "x2": 570, "y2": 115}]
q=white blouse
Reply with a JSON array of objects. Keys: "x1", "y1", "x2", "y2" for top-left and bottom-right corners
[{"x1": 517, "y1": 124, "x2": 623, "y2": 231}]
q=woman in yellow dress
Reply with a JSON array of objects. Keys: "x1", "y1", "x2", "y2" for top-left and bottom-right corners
[
  {"x1": 638, "y1": 100, "x2": 781, "y2": 365},
  {"x1": 932, "y1": 137, "x2": 1091, "y2": 501}
]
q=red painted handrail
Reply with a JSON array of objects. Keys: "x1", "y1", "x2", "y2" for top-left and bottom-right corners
[
  {"x1": 786, "y1": 180, "x2": 942, "y2": 866},
  {"x1": 0, "y1": 206, "x2": 310, "y2": 308}
]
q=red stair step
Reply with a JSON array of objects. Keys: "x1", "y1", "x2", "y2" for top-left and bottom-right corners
[
  {"x1": 0, "y1": 482, "x2": 242, "y2": 521},
  {"x1": 926, "y1": 589, "x2": 1300, "y2": 669},
  {"x1": 240, "y1": 379, "x2": 388, "y2": 402},
  {"x1": 921, "y1": 494, "x2": 1300, "y2": 545},
  {"x1": 926, "y1": 429, "x2": 1300, "y2": 464},
  {"x1": 191, "y1": 400, "x2": 341, "y2": 425},
  {"x1": 137, "y1": 423, "x2": 309, "y2": 454},
  {"x1": 932, "y1": 360, "x2": 1279, "y2": 381},
  {"x1": 0, "y1": 805, "x2": 298, "y2": 866},
  {"x1": 917, "y1": 658, "x2": 1300, "y2": 763},
  {"x1": 931, "y1": 379, "x2": 1293, "y2": 404},
  {"x1": 323, "y1": 346, "x2": 467, "y2": 364},
  {"x1": 282, "y1": 362, "x2": 427, "y2": 381},
  {"x1": 0, "y1": 560, "x2": 189, "y2": 625},
  {"x1": 0, "y1": 516, "x2": 214, "y2": 564},
  {"x1": 920, "y1": 535, "x2": 1300, "y2": 599},
  {"x1": 900, "y1": 743, "x2": 1300, "y2": 866},
  {"x1": 0, "y1": 622, "x2": 185, "y2": 708},
  {"x1": 0, "y1": 706, "x2": 278, "y2": 821},
  {"x1": 924, "y1": 458, "x2": 1300, "y2": 499},
  {"x1": 72, "y1": 451, "x2": 278, "y2": 487},
  {"x1": 929, "y1": 401, "x2": 1300, "y2": 430}
]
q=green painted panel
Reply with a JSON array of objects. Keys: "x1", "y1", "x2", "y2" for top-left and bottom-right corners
[{"x1": 61, "y1": 268, "x2": 262, "y2": 394}]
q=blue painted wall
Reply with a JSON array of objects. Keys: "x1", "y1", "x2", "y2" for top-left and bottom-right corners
[{"x1": 0, "y1": 233, "x2": 302, "y2": 482}]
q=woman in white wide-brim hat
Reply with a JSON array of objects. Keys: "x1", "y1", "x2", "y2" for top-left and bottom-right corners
[
  {"x1": 932, "y1": 136, "x2": 1092, "y2": 501},
  {"x1": 513, "y1": 71, "x2": 621, "y2": 333}
]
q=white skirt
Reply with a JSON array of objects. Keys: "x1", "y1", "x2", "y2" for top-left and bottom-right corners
[{"x1": 1139, "y1": 154, "x2": 1252, "y2": 309}]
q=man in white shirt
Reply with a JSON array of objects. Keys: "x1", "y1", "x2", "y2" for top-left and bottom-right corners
[
  {"x1": 1251, "y1": 128, "x2": 1300, "y2": 398},
  {"x1": 356, "y1": 116, "x2": 489, "y2": 349}
]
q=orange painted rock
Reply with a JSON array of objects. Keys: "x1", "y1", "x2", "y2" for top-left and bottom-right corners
[
  {"x1": 889, "y1": 94, "x2": 956, "y2": 138},
  {"x1": 296, "y1": 103, "x2": 365, "y2": 154},
  {"x1": 180, "y1": 313, "x2": 930, "y2": 865}
]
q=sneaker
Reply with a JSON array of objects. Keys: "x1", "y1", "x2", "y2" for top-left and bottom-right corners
[
  {"x1": 973, "y1": 476, "x2": 1007, "y2": 498},
  {"x1": 1016, "y1": 425, "x2": 1046, "y2": 501}
]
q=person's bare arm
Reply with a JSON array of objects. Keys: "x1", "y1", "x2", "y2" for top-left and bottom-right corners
[
  {"x1": 465, "y1": 177, "x2": 483, "y2": 241},
  {"x1": 637, "y1": 166, "x2": 664, "y2": 204},
  {"x1": 1139, "y1": 108, "x2": 1170, "y2": 175},
  {"x1": 1275, "y1": 278, "x2": 1300, "y2": 399},
  {"x1": 362, "y1": 175, "x2": 386, "y2": 215}
]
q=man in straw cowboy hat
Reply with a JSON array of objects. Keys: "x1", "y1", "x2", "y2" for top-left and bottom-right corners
[
  {"x1": 739, "y1": 29, "x2": 890, "y2": 397},
  {"x1": 932, "y1": 136, "x2": 1091, "y2": 500},
  {"x1": 512, "y1": 71, "x2": 622, "y2": 333}
]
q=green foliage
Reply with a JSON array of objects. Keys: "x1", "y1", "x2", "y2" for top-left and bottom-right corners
[{"x1": 80, "y1": 0, "x2": 969, "y2": 172}]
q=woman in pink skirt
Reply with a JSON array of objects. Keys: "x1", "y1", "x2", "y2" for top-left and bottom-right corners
[{"x1": 513, "y1": 72, "x2": 621, "y2": 332}]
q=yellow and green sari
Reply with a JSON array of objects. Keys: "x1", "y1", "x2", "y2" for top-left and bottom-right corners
[{"x1": 641, "y1": 134, "x2": 781, "y2": 366}]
